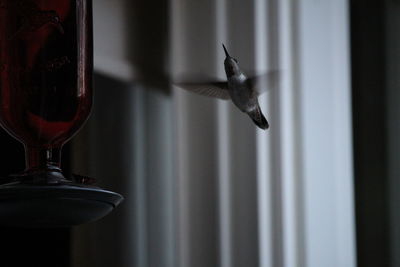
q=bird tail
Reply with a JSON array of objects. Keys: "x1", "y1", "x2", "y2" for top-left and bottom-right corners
[{"x1": 248, "y1": 106, "x2": 269, "y2": 130}]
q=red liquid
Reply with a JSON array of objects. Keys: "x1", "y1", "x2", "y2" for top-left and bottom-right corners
[{"x1": 0, "y1": 0, "x2": 92, "y2": 172}]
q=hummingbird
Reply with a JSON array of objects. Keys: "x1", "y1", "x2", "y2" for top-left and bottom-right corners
[
  {"x1": 8, "y1": 0, "x2": 64, "y2": 40},
  {"x1": 175, "y1": 44, "x2": 277, "y2": 130}
]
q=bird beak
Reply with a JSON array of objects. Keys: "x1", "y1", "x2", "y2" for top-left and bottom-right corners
[{"x1": 222, "y1": 43, "x2": 230, "y2": 58}]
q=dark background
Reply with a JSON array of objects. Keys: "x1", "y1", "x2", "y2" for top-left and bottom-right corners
[
  {"x1": 351, "y1": 0, "x2": 391, "y2": 266},
  {"x1": 0, "y1": 130, "x2": 71, "y2": 267}
]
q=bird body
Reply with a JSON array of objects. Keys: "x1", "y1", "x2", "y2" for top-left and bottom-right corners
[
  {"x1": 228, "y1": 72, "x2": 254, "y2": 111},
  {"x1": 175, "y1": 44, "x2": 274, "y2": 130},
  {"x1": 223, "y1": 45, "x2": 269, "y2": 129}
]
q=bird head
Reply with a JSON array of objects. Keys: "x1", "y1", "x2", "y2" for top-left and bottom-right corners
[{"x1": 222, "y1": 44, "x2": 240, "y2": 77}]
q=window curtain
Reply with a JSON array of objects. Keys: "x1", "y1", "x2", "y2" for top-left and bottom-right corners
[{"x1": 71, "y1": 0, "x2": 355, "y2": 267}]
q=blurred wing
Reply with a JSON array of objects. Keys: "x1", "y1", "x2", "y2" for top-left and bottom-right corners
[
  {"x1": 247, "y1": 70, "x2": 281, "y2": 96},
  {"x1": 174, "y1": 82, "x2": 230, "y2": 100}
]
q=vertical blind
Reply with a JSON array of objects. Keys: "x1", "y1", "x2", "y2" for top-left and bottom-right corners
[{"x1": 71, "y1": 0, "x2": 356, "y2": 267}]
